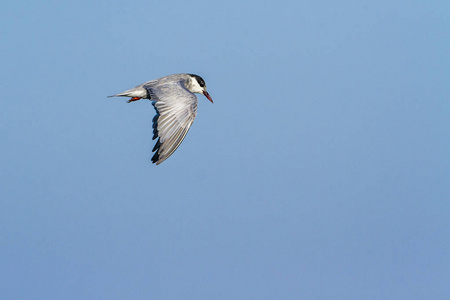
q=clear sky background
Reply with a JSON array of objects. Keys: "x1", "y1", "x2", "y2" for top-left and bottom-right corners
[{"x1": 1, "y1": 1, "x2": 449, "y2": 299}]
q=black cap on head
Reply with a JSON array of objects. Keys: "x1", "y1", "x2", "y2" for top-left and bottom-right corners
[{"x1": 188, "y1": 74, "x2": 206, "y2": 88}]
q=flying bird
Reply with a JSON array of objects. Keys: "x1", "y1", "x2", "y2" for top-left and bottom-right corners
[{"x1": 109, "y1": 73, "x2": 213, "y2": 165}]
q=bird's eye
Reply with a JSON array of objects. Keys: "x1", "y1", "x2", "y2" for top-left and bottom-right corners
[
  {"x1": 196, "y1": 77, "x2": 205, "y2": 87},
  {"x1": 189, "y1": 74, "x2": 206, "y2": 88}
]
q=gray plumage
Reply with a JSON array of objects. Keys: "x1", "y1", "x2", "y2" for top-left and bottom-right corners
[{"x1": 109, "y1": 73, "x2": 213, "y2": 165}]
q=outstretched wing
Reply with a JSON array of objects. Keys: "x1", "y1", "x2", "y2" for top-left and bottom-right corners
[{"x1": 146, "y1": 80, "x2": 198, "y2": 165}]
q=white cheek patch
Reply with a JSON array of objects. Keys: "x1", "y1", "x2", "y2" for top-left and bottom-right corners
[{"x1": 189, "y1": 77, "x2": 204, "y2": 94}]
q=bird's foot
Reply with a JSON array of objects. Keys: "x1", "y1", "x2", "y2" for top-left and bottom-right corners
[{"x1": 127, "y1": 97, "x2": 141, "y2": 103}]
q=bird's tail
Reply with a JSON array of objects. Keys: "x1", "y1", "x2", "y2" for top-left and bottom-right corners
[{"x1": 108, "y1": 87, "x2": 147, "y2": 98}]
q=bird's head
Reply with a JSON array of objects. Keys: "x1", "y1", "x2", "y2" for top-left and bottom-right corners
[{"x1": 187, "y1": 74, "x2": 213, "y2": 103}]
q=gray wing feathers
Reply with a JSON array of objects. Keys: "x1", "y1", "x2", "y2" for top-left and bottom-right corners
[{"x1": 148, "y1": 79, "x2": 198, "y2": 164}]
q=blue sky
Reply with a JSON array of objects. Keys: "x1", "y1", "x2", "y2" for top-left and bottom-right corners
[{"x1": 1, "y1": 1, "x2": 449, "y2": 299}]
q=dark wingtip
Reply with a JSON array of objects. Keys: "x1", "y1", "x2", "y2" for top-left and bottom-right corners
[
  {"x1": 152, "y1": 112, "x2": 159, "y2": 140},
  {"x1": 151, "y1": 152, "x2": 160, "y2": 164},
  {"x1": 151, "y1": 102, "x2": 162, "y2": 164},
  {"x1": 152, "y1": 139, "x2": 161, "y2": 152},
  {"x1": 151, "y1": 138, "x2": 161, "y2": 164}
]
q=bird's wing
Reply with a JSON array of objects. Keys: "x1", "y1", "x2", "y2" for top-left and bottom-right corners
[{"x1": 145, "y1": 80, "x2": 198, "y2": 165}]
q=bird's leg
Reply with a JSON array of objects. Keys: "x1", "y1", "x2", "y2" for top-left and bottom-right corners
[{"x1": 127, "y1": 97, "x2": 141, "y2": 103}]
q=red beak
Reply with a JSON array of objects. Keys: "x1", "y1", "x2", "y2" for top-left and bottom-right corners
[{"x1": 203, "y1": 91, "x2": 213, "y2": 103}]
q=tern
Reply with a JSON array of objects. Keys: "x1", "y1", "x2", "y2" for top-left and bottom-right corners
[{"x1": 109, "y1": 73, "x2": 213, "y2": 165}]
